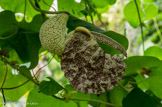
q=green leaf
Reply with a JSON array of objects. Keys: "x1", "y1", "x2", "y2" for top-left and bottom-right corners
[
  {"x1": 144, "y1": 3, "x2": 158, "y2": 20},
  {"x1": 92, "y1": 0, "x2": 116, "y2": 8},
  {"x1": 108, "y1": 86, "x2": 128, "y2": 106},
  {"x1": 0, "y1": 0, "x2": 53, "y2": 18},
  {"x1": 122, "y1": 87, "x2": 162, "y2": 107},
  {"x1": 137, "y1": 66, "x2": 162, "y2": 99},
  {"x1": 0, "y1": 95, "x2": 3, "y2": 107},
  {"x1": 26, "y1": 33, "x2": 41, "y2": 69},
  {"x1": 27, "y1": 88, "x2": 77, "y2": 107},
  {"x1": 124, "y1": 56, "x2": 161, "y2": 76},
  {"x1": 143, "y1": 0, "x2": 155, "y2": 2},
  {"x1": 124, "y1": 0, "x2": 144, "y2": 28},
  {"x1": 67, "y1": 15, "x2": 128, "y2": 55},
  {"x1": 0, "y1": 32, "x2": 41, "y2": 69},
  {"x1": 144, "y1": 46, "x2": 162, "y2": 60},
  {"x1": 58, "y1": 0, "x2": 84, "y2": 16},
  {"x1": 0, "y1": 64, "x2": 34, "y2": 101},
  {"x1": 0, "y1": 11, "x2": 41, "y2": 69},
  {"x1": 19, "y1": 14, "x2": 45, "y2": 32},
  {"x1": 19, "y1": 66, "x2": 33, "y2": 80},
  {"x1": 39, "y1": 77, "x2": 64, "y2": 95},
  {"x1": 0, "y1": 11, "x2": 18, "y2": 37}
]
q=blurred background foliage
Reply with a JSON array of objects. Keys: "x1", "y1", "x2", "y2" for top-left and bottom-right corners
[{"x1": 0, "y1": 0, "x2": 162, "y2": 107}]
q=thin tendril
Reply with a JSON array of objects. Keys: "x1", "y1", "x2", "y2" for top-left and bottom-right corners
[{"x1": 35, "y1": 55, "x2": 54, "y2": 76}]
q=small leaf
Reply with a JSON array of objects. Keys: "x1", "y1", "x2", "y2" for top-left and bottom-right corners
[
  {"x1": 124, "y1": 0, "x2": 144, "y2": 28},
  {"x1": 144, "y1": 3, "x2": 158, "y2": 20},
  {"x1": 124, "y1": 56, "x2": 161, "y2": 76},
  {"x1": 122, "y1": 87, "x2": 162, "y2": 107},
  {"x1": 144, "y1": 46, "x2": 162, "y2": 60},
  {"x1": 39, "y1": 77, "x2": 64, "y2": 95}
]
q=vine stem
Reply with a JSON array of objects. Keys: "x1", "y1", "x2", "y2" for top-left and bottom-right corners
[
  {"x1": 69, "y1": 98, "x2": 121, "y2": 107},
  {"x1": 134, "y1": 0, "x2": 145, "y2": 54},
  {"x1": 28, "y1": 0, "x2": 69, "y2": 14},
  {"x1": 0, "y1": 65, "x2": 8, "y2": 89},
  {"x1": 1, "y1": 80, "x2": 30, "y2": 90}
]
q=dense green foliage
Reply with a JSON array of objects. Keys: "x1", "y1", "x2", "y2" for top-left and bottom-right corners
[{"x1": 0, "y1": 0, "x2": 162, "y2": 107}]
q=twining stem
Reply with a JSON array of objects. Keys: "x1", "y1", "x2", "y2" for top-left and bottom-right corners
[
  {"x1": 35, "y1": 55, "x2": 54, "y2": 76},
  {"x1": 134, "y1": 0, "x2": 145, "y2": 54},
  {"x1": 28, "y1": 0, "x2": 69, "y2": 14}
]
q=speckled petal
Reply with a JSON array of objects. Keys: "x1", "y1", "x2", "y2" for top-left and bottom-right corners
[{"x1": 61, "y1": 32, "x2": 126, "y2": 94}]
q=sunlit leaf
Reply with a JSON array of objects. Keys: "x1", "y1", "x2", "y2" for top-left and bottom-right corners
[
  {"x1": 0, "y1": 64, "x2": 34, "y2": 101},
  {"x1": 144, "y1": 46, "x2": 162, "y2": 60},
  {"x1": 58, "y1": 0, "x2": 84, "y2": 16},
  {"x1": 144, "y1": 3, "x2": 158, "y2": 20},
  {"x1": 124, "y1": 56, "x2": 161, "y2": 76},
  {"x1": 124, "y1": 0, "x2": 144, "y2": 28},
  {"x1": 143, "y1": 0, "x2": 155, "y2": 2}
]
